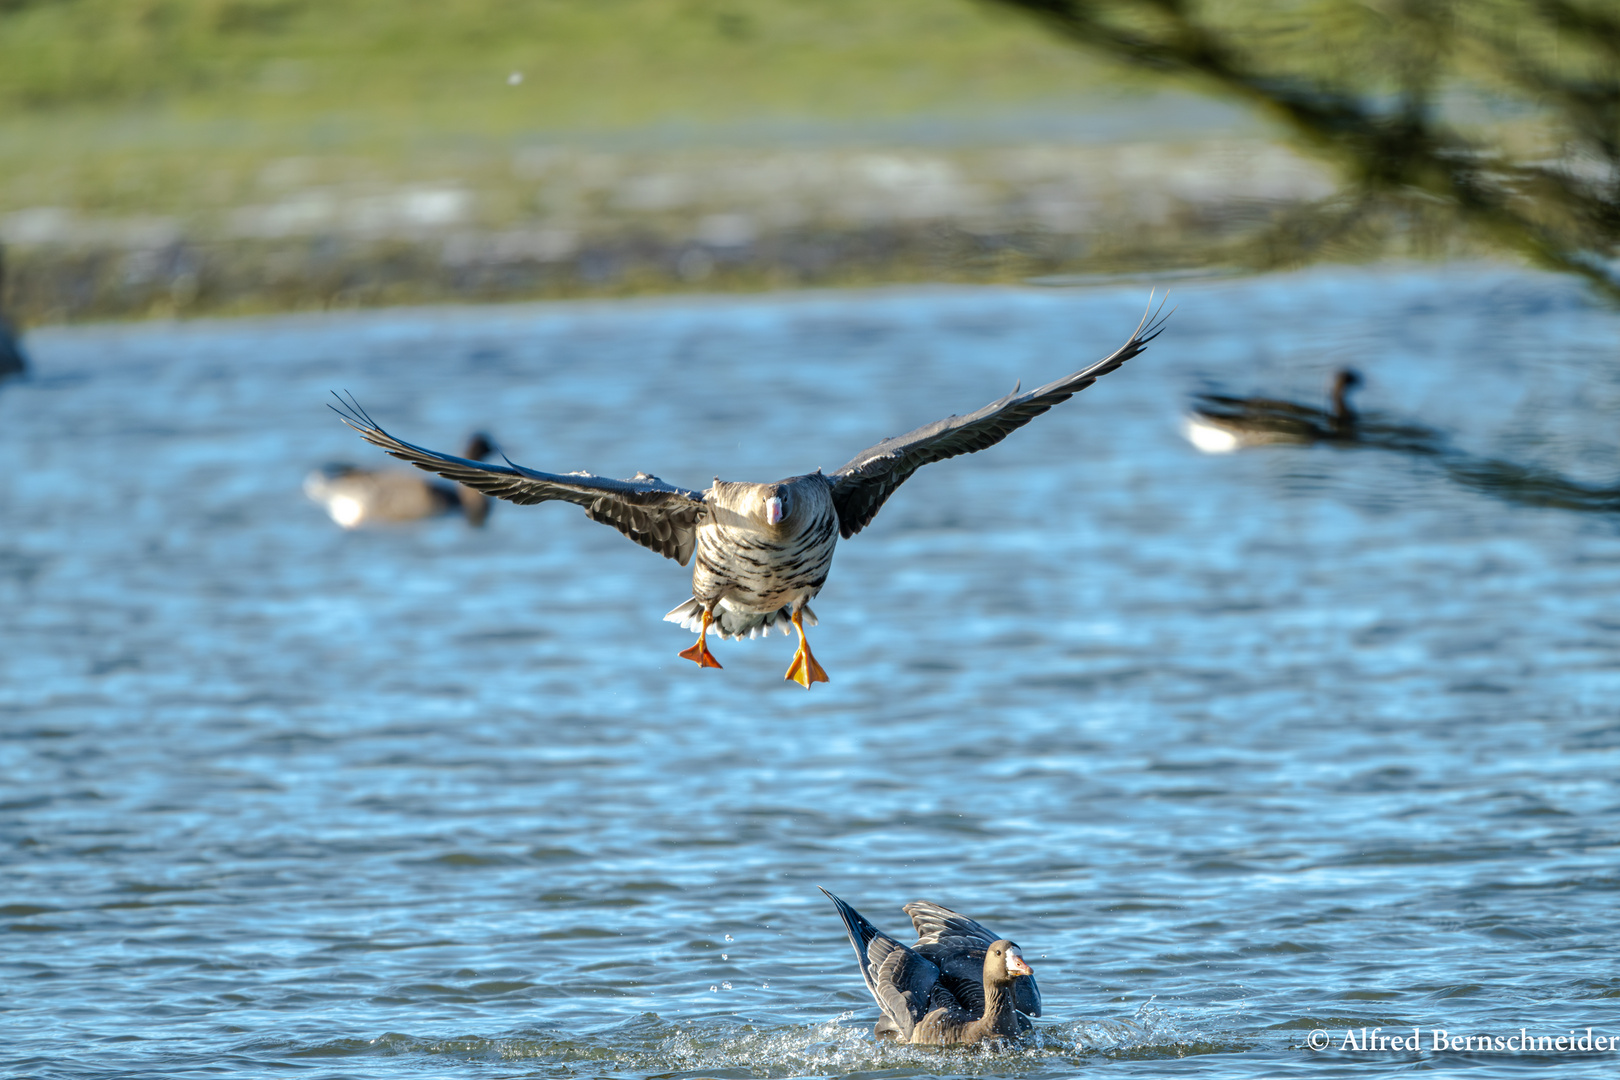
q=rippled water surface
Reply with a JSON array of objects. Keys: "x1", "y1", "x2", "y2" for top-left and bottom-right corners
[{"x1": 4, "y1": 264, "x2": 1620, "y2": 1078}]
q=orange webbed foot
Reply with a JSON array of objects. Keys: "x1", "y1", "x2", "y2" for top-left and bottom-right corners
[
  {"x1": 784, "y1": 648, "x2": 829, "y2": 688},
  {"x1": 679, "y1": 609, "x2": 723, "y2": 669},
  {"x1": 678, "y1": 639, "x2": 723, "y2": 668},
  {"x1": 784, "y1": 609, "x2": 829, "y2": 689}
]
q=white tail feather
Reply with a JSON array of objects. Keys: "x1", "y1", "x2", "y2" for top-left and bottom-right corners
[{"x1": 662, "y1": 598, "x2": 819, "y2": 641}]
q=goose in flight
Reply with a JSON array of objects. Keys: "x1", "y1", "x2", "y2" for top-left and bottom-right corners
[
  {"x1": 820, "y1": 888, "x2": 1040, "y2": 1045},
  {"x1": 331, "y1": 300, "x2": 1167, "y2": 687}
]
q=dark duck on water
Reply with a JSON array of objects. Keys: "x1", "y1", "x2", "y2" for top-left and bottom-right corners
[
  {"x1": 1183, "y1": 368, "x2": 1363, "y2": 452},
  {"x1": 1182, "y1": 366, "x2": 1446, "y2": 457},
  {"x1": 331, "y1": 299, "x2": 1167, "y2": 687}
]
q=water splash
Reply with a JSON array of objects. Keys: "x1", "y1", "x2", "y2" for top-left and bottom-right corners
[{"x1": 363, "y1": 1007, "x2": 1243, "y2": 1076}]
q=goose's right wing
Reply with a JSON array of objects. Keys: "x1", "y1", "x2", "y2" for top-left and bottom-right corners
[{"x1": 331, "y1": 394, "x2": 707, "y2": 564}]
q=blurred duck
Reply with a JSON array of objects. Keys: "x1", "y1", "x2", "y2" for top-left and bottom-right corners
[
  {"x1": 0, "y1": 245, "x2": 28, "y2": 382},
  {"x1": 306, "y1": 433, "x2": 495, "y2": 528},
  {"x1": 1183, "y1": 368, "x2": 1444, "y2": 457},
  {"x1": 1183, "y1": 368, "x2": 1362, "y2": 452}
]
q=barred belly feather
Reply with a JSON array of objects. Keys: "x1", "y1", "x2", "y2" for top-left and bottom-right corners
[{"x1": 670, "y1": 474, "x2": 839, "y2": 641}]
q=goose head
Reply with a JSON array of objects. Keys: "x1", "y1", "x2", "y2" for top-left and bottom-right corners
[
  {"x1": 762, "y1": 484, "x2": 791, "y2": 527},
  {"x1": 1331, "y1": 368, "x2": 1362, "y2": 425},
  {"x1": 983, "y1": 940, "x2": 1034, "y2": 986}
]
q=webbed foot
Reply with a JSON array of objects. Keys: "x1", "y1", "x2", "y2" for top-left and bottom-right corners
[
  {"x1": 784, "y1": 609, "x2": 829, "y2": 688},
  {"x1": 679, "y1": 609, "x2": 723, "y2": 669}
]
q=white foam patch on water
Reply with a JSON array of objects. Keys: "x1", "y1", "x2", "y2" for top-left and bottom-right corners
[
  {"x1": 1040, "y1": 999, "x2": 1232, "y2": 1058},
  {"x1": 371, "y1": 1004, "x2": 1236, "y2": 1075}
]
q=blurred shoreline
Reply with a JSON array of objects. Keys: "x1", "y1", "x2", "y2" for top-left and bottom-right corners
[
  {"x1": 2, "y1": 134, "x2": 1371, "y2": 324},
  {"x1": 0, "y1": 1, "x2": 1580, "y2": 325}
]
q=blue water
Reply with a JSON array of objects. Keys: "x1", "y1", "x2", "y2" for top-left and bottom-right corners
[{"x1": 3, "y1": 264, "x2": 1619, "y2": 1078}]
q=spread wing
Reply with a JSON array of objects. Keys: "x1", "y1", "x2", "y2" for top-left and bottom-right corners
[
  {"x1": 868, "y1": 936, "x2": 950, "y2": 1041},
  {"x1": 821, "y1": 888, "x2": 952, "y2": 1041},
  {"x1": 330, "y1": 394, "x2": 708, "y2": 564},
  {"x1": 904, "y1": 900, "x2": 1042, "y2": 1017},
  {"x1": 830, "y1": 296, "x2": 1169, "y2": 538}
]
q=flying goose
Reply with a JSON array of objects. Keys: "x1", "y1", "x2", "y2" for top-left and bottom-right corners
[
  {"x1": 820, "y1": 888, "x2": 1040, "y2": 1045},
  {"x1": 305, "y1": 433, "x2": 496, "y2": 528},
  {"x1": 331, "y1": 300, "x2": 1167, "y2": 687}
]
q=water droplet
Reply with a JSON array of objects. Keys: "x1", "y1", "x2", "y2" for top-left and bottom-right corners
[
  {"x1": 722, "y1": 981, "x2": 732, "y2": 990},
  {"x1": 709, "y1": 985, "x2": 717, "y2": 992},
  {"x1": 721, "y1": 953, "x2": 728, "y2": 960},
  {"x1": 724, "y1": 934, "x2": 733, "y2": 942}
]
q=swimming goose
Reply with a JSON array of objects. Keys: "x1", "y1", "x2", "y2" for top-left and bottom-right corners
[
  {"x1": 305, "y1": 433, "x2": 495, "y2": 528},
  {"x1": 0, "y1": 245, "x2": 28, "y2": 381},
  {"x1": 331, "y1": 300, "x2": 1166, "y2": 687},
  {"x1": 1183, "y1": 368, "x2": 1361, "y2": 452},
  {"x1": 820, "y1": 888, "x2": 1040, "y2": 1045},
  {"x1": 1184, "y1": 368, "x2": 1448, "y2": 457}
]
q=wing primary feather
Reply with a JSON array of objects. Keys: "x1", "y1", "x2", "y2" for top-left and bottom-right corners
[
  {"x1": 820, "y1": 886, "x2": 941, "y2": 1036},
  {"x1": 328, "y1": 393, "x2": 707, "y2": 563},
  {"x1": 828, "y1": 294, "x2": 1169, "y2": 538}
]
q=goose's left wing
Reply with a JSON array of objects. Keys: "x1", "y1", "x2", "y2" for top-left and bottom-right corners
[
  {"x1": 331, "y1": 395, "x2": 708, "y2": 564},
  {"x1": 829, "y1": 298, "x2": 1168, "y2": 538}
]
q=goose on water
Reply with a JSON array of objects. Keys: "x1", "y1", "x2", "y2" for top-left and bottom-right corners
[
  {"x1": 820, "y1": 888, "x2": 1040, "y2": 1045},
  {"x1": 305, "y1": 433, "x2": 496, "y2": 528},
  {"x1": 331, "y1": 300, "x2": 1167, "y2": 687},
  {"x1": 1183, "y1": 367, "x2": 1447, "y2": 458},
  {"x1": 1183, "y1": 368, "x2": 1362, "y2": 453}
]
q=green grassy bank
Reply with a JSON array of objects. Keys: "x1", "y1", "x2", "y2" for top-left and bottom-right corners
[
  {"x1": 1, "y1": 0, "x2": 1114, "y2": 124},
  {"x1": 0, "y1": 1, "x2": 1562, "y2": 322},
  {"x1": 0, "y1": 0, "x2": 1167, "y2": 320},
  {"x1": 0, "y1": 0, "x2": 1127, "y2": 203}
]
